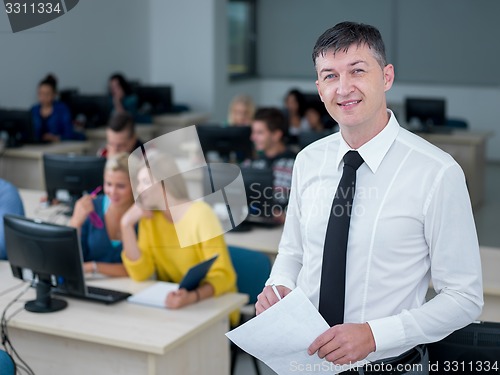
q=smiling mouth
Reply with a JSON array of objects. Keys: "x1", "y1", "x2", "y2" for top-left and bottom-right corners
[{"x1": 338, "y1": 100, "x2": 361, "y2": 107}]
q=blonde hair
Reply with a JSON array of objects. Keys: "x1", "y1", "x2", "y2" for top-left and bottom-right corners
[
  {"x1": 227, "y1": 94, "x2": 255, "y2": 125},
  {"x1": 105, "y1": 152, "x2": 130, "y2": 176},
  {"x1": 129, "y1": 149, "x2": 190, "y2": 201}
]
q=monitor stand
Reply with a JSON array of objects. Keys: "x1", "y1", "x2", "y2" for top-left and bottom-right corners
[
  {"x1": 25, "y1": 278, "x2": 67, "y2": 313},
  {"x1": 230, "y1": 222, "x2": 253, "y2": 232}
]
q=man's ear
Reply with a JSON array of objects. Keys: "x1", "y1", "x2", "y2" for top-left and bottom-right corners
[
  {"x1": 383, "y1": 64, "x2": 395, "y2": 92},
  {"x1": 315, "y1": 80, "x2": 324, "y2": 102}
]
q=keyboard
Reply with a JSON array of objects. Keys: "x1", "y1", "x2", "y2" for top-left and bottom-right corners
[
  {"x1": 86, "y1": 286, "x2": 131, "y2": 304},
  {"x1": 55, "y1": 286, "x2": 131, "y2": 305}
]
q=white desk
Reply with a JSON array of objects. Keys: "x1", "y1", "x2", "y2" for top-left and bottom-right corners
[
  {"x1": 0, "y1": 262, "x2": 247, "y2": 375},
  {"x1": 225, "y1": 226, "x2": 283, "y2": 257},
  {"x1": 0, "y1": 141, "x2": 91, "y2": 190}
]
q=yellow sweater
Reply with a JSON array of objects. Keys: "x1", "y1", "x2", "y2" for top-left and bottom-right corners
[{"x1": 122, "y1": 201, "x2": 239, "y2": 324}]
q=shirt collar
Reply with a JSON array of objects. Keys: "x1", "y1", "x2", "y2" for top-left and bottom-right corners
[{"x1": 336, "y1": 110, "x2": 400, "y2": 173}]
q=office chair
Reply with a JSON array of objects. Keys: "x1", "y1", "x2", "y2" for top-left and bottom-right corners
[
  {"x1": 0, "y1": 349, "x2": 15, "y2": 375},
  {"x1": 228, "y1": 246, "x2": 272, "y2": 375}
]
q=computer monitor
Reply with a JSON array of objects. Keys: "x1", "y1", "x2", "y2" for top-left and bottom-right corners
[
  {"x1": 0, "y1": 109, "x2": 34, "y2": 147},
  {"x1": 405, "y1": 97, "x2": 446, "y2": 128},
  {"x1": 240, "y1": 166, "x2": 276, "y2": 225},
  {"x1": 43, "y1": 154, "x2": 106, "y2": 209},
  {"x1": 298, "y1": 130, "x2": 332, "y2": 150},
  {"x1": 202, "y1": 164, "x2": 275, "y2": 231},
  {"x1": 197, "y1": 124, "x2": 253, "y2": 163},
  {"x1": 4, "y1": 214, "x2": 85, "y2": 313},
  {"x1": 136, "y1": 85, "x2": 173, "y2": 114},
  {"x1": 67, "y1": 94, "x2": 111, "y2": 128},
  {"x1": 59, "y1": 88, "x2": 79, "y2": 107},
  {"x1": 427, "y1": 321, "x2": 500, "y2": 374}
]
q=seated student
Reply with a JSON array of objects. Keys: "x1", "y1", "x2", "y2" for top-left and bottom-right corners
[
  {"x1": 97, "y1": 112, "x2": 143, "y2": 158},
  {"x1": 31, "y1": 74, "x2": 85, "y2": 142},
  {"x1": 283, "y1": 88, "x2": 308, "y2": 137},
  {"x1": 305, "y1": 101, "x2": 327, "y2": 132},
  {"x1": 69, "y1": 153, "x2": 133, "y2": 277},
  {"x1": 108, "y1": 73, "x2": 138, "y2": 118},
  {"x1": 0, "y1": 179, "x2": 25, "y2": 260},
  {"x1": 120, "y1": 152, "x2": 238, "y2": 323},
  {"x1": 246, "y1": 107, "x2": 296, "y2": 220},
  {"x1": 226, "y1": 94, "x2": 255, "y2": 126}
]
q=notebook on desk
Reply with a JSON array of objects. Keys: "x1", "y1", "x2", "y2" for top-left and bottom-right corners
[{"x1": 128, "y1": 254, "x2": 218, "y2": 308}]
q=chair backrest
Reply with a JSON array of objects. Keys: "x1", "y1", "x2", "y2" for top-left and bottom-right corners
[
  {"x1": 0, "y1": 349, "x2": 15, "y2": 375},
  {"x1": 229, "y1": 246, "x2": 272, "y2": 305}
]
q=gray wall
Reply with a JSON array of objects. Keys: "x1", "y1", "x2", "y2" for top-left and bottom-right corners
[
  {"x1": 258, "y1": 0, "x2": 395, "y2": 79},
  {"x1": 0, "y1": 0, "x2": 151, "y2": 108},
  {"x1": 258, "y1": 0, "x2": 500, "y2": 86}
]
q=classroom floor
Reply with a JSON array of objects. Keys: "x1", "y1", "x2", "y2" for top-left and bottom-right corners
[{"x1": 235, "y1": 163, "x2": 500, "y2": 375}]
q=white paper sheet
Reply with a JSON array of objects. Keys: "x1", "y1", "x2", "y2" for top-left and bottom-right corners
[
  {"x1": 127, "y1": 281, "x2": 179, "y2": 308},
  {"x1": 226, "y1": 287, "x2": 355, "y2": 374}
]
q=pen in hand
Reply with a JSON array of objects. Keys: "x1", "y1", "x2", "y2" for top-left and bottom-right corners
[
  {"x1": 271, "y1": 284, "x2": 282, "y2": 301},
  {"x1": 90, "y1": 186, "x2": 102, "y2": 197},
  {"x1": 88, "y1": 186, "x2": 104, "y2": 229}
]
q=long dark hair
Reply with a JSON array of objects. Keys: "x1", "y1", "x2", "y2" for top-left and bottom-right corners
[{"x1": 109, "y1": 73, "x2": 133, "y2": 96}]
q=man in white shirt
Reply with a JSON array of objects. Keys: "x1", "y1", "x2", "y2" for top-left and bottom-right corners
[{"x1": 255, "y1": 22, "x2": 483, "y2": 374}]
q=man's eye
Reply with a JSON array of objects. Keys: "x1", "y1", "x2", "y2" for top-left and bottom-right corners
[{"x1": 324, "y1": 74, "x2": 336, "y2": 80}]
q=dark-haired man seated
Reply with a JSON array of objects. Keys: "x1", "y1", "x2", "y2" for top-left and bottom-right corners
[
  {"x1": 98, "y1": 112, "x2": 143, "y2": 158},
  {"x1": 244, "y1": 107, "x2": 296, "y2": 223}
]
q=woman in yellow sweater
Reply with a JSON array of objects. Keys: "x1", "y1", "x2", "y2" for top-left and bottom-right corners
[{"x1": 120, "y1": 152, "x2": 238, "y2": 321}]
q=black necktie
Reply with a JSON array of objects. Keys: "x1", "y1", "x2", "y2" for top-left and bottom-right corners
[{"x1": 319, "y1": 150, "x2": 364, "y2": 327}]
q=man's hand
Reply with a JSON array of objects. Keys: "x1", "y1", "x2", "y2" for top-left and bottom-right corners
[
  {"x1": 308, "y1": 323, "x2": 376, "y2": 365},
  {"x1": 255, "y1": 285, "x2": 291, "y2": 315}
]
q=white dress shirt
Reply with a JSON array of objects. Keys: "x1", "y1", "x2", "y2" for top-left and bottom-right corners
[{"x1": 267, "y1": 111, "x2": 483, "y2": 364}]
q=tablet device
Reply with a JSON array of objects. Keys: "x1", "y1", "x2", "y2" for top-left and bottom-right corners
[{"x1": 179, "y1": 254, "x2": 219, "y2": 291}]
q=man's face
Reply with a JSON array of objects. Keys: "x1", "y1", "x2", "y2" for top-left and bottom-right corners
[
  {"x1": 251, "y1": 120, "x2": 280, "y2": 152},
  {"x1": 315, "y1": 43, "x2": 394, "y2": 130},
  {"x1": 106, "y1": 129, "x2": 136, "y2": 157}
]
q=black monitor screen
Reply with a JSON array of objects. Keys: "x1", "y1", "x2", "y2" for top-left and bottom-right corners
[
  {"x1": 136, "y1": 85, "x2": 172, "y2": 114},
  {"x1": 0, "y1": 109, "x2": 34, "y2": 147},
  {"x1": 202, "y1": 164, "x2": 275, "y2": 229},
  {"x1": 240, "y1": 166, "x2": 276, "y2": 223},
  {"x1": 298, "y1": 130, "x2": 331, "y2": 150},
  {"x1": 4, "y1": 215, "x2": 85, "y2": 312},
  {"x1": 67, "y1": 94, "x2": 111, "y2": 128},
  {"x1": 197, "y1": 125, "x2": 253, "y2": 163},
  {"x1": 405, "y1": 97, "x2": 446, "y2": 126},
  {"x1": 43, "y1": 154, "x2": 106, "y2": 205},
  {"x1": 428, "y1": 321, "x2": 500, "y2": 374}
]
